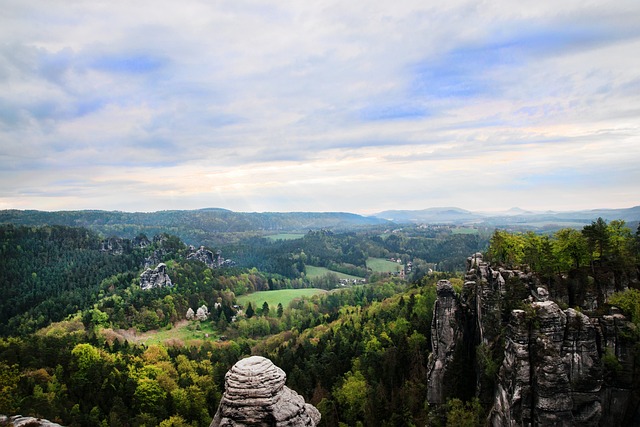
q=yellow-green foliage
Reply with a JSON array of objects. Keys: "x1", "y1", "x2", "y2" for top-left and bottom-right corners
[
  {"x1": 445, "y1": 398, "x2": 483, "y2": 427},
  {"x1": 334, "y1": 370, "x2": 368, "y2": 423},
  {"x1": 450, "y1": 277, "x2": 464, "y2": 294},
  {"x1": 0, "y1": 361, "x2": 19, "y2": 413},
  {"x1": 488, "y1": 218, "x2": 637, "y2": 274},
  {"x1": 610, "y1": 289, "x2": 640, "y2": 326}
]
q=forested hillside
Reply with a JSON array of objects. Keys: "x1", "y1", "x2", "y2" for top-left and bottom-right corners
[
  {"x1": 0, "y1": 218, "x2": 639, "y2": 426},
  {"x1": 0, "y1": 210, "x2": 388, "y2": 246},
  {"x1": 0, "y1": 225, "x2": 143, "y2": 336},
  {"x1": 226, "y1": 227, "x2": 488, "y2": 279},
  {"x1": 0, "y1": 222, "x2": 487, "y2": 338}
]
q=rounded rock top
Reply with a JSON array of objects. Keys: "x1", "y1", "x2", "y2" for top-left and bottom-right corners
[{"x1": 225, "y1": 356, "x2": 286, "y2": 398}]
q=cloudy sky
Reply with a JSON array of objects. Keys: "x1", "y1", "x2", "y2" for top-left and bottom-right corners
[{"x1": 1, "y1": 1, "x2": 639, "y2": 214}]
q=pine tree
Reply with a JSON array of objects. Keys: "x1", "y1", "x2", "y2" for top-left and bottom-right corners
[
  {"x1": 246, "y1": 303, "x2": 254, "y2": 318},
  {"x1": 277, "y1": 303, "x2": 284, "y2": 318}
]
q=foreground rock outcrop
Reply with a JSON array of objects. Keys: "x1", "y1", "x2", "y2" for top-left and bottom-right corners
[
  {"x1": 0, "y1": 415, "x2": 64, "y2": 426},
  {"x1": 210, "y1": 356, "x2": 320, "y2": 427},
  {"x1": 139, "y1": 263, "x2": 172, "y2": 290}
]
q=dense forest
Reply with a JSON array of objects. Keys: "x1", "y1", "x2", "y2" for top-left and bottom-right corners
[
  {"x1": 0, "y1": 223, "x2": 488, "y2": 337},
  {"x1": 225, "y1": 227, "x2": 488, "y2": 279},
  {"x1": 0, "y1": 217, "x2": 639, "y2": 426},
  {"x1": 0, "y1": 210, "x2": 388, "y2": 247}
]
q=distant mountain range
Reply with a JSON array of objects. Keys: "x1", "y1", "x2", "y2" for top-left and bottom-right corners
[
  {"x1": 372, "y1": 205, "x2": 640, "y2": 227},
  {"x1": 0, "y1": 209, "x2": 388, "y2": 245},
  {"x1": 0, "y1": 206, "x2": 638, "y2": 244}
]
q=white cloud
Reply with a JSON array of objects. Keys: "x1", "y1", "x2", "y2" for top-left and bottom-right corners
[{"x1": 1, "y1": 0, "x2": 639, "y2": 213}]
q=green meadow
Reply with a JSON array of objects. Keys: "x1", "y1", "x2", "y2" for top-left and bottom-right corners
[
  {"x1": 236, "y1": 288, "x2": 327, "y2": 310},
  {"x1": 265, "y1": 233, "x2": 305, "y2": 241},
  {"x1": 366, "y1": 257, "x2": 404, "y2": 273},
  {"x1": 143, "y1": 321, "x2": 218, "y2": 345},
  {"x1": 305, "y1": 265, "x2": 365, "y2": 280}
]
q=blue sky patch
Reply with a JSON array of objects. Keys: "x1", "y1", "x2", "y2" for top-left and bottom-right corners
[
  {"x1": 91, "y1": 53, "x2": 167, "y2": 74},
  {"x1": 359, "y1": 104, "x2": 430, "y2": 122},
  {"x1": 410, "y1": 24, "x2": 618, "y2": 101}
]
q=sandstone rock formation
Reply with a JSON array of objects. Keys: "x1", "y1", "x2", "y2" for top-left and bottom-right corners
[
  {"x1": 187, "y1": 246, "x2": 222, "y2": 268},
  {"x1": 488, "y1": 301, "x2": 604, "y2": 426},
  {"x1": 426, "y1": 280, "x2": 464, "y2": 405},
  {"x1": 0, "y1": 415, "x2": 64, "y2": 426},
  {"x1": 139, "y1": 263, "x2": 172, "y2": 290},
  {"x1": 133, "y1": 234, "x2": 150, "y2": 248},
  {"x1": 428, "y1": 252, "x2": 640, "y2": 426},
  {"x1": 144, "y1": 249, "x2": 166, "y2": 268},
  {"x1": 101, "y1": 235, "x2": 149, "y2": 255},
  {"x1": 210, "y1": 356, "x2": 320, "y2": 427},
  {"x1": 100, "y1": 237, "x2": 127, "y2": 255}
]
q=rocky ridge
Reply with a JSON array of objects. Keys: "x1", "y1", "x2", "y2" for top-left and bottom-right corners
[
  {"x1": 139, "y1": 263, "x2": 172, "y2": 290},
  {"x1": 427, "y1": 253, "x2": 640, "y2": 426},
  {"x1": 210, "y1": 356, "x2": 320, "y2": 427},
  {"x1": 187, "y1": 245, "x2": 222, "y2": 268}
]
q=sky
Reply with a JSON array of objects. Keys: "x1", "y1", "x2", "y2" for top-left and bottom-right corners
[{"x1": 1, "y1": 0, "x2": 639, "y2": 214}]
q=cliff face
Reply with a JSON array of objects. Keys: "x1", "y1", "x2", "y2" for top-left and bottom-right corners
[
  {"x1": 489, "y1": 301, "x2": 604, "y2": 426},
  {"x1": 210, "y1": 356, "x2": 320, "y2": 427},
  {"x1": 426, "y1": 280, "x2": 464, "y2": 405},
  {"x1": 187, "y1": 246, "x2": 222, "y2": 268},
  {"x1": 139, "y1": 263, "x2": 172, "y2": 290},
  {"x1": 428, "y1": 253, "x2": 639, "y2": 426}
]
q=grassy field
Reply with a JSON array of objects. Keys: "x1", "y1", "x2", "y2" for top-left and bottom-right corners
[
  {"x1": 144, "y1": 321, "x2": 217, "y2": 345},
  {"x1": 237, "y1": 288, "x2": 327, "y2": 310},
  {"x1": 366, "y1": 257, "x2": 403, "y2": 273},
  {"x1": 105, "y1": 320, "x2": 219, "y2": 346},
  {"x1": 265, "y1": 233, "x2": 305, "y2": 241},
  {"x1": 305, "y1": 265, "x2": 365, "y2": 280}
]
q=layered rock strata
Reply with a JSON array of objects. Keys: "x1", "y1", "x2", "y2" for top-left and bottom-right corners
[
  {"x1": 488, "y1": 301, "x2": 604, "y2": 426},
  {"x1": 426, "y1": 279, "x2": 464, "y2": 405},
  {"x1": 436, "y1": 253, "x2": 640, "y2": 426},
  {"x1": 210, "y1": 356, "x2": 320, "y2": 427}
]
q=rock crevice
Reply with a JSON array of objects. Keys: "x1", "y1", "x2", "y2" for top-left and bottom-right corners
[{"x1": 429, "y1": 252, "x2": 639, "y2": 426}]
